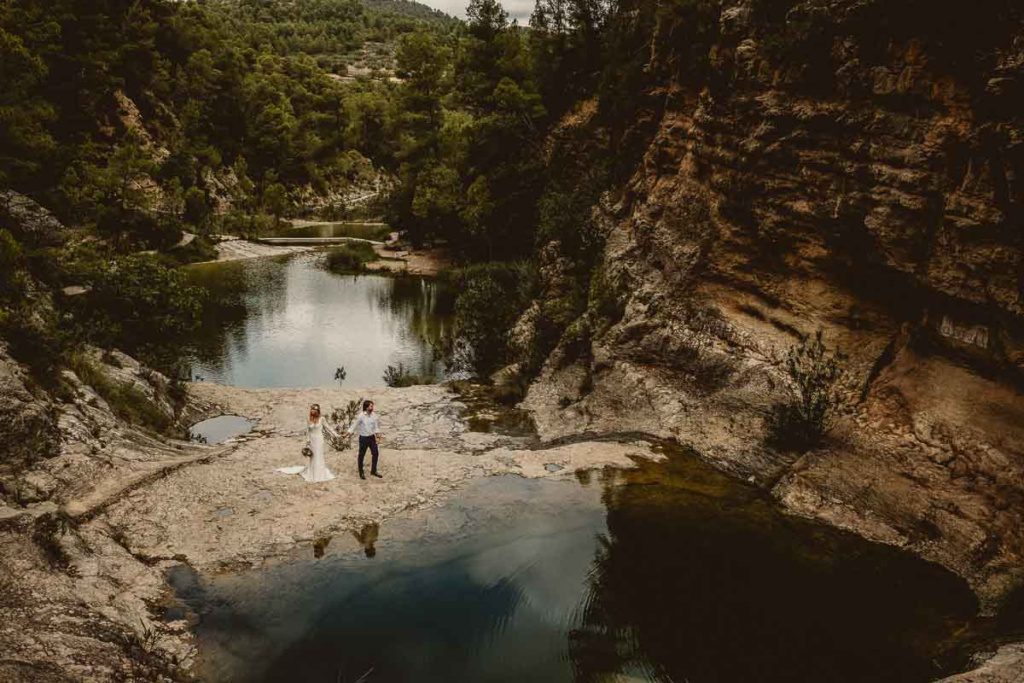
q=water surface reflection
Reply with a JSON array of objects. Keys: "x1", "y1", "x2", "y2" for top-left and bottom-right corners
[
  {"x1": 182, "y1": 253, "x2": 453, "y2": 388},
  {"x1": 177, "y1": 449, "x2": 990, "y2": 682}
]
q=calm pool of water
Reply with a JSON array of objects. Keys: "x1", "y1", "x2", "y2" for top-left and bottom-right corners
[
  {"x1": 187, "y1": 415, "x2": 254, "y2": 444},
  {"x1": 173, "y1": 447, "x2": 989, "y2": 682},
  {"x1": 181, "y1": 253, "x2": 453, "y2": 388}
]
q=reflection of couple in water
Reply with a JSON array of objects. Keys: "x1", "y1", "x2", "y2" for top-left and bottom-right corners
[
  {"x1": 312, "y1": 523, "x2": 378, "y2": 559},
  {"x1": 278, "y1": 400, "x2": 384, "y2": 482}
]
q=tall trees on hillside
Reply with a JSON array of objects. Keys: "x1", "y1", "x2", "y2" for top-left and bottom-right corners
[
  {"x1": 529, "y1": 0, "x2": 611, "y2": 115},
  {"x1": 1, "y1": 0, "x2": 453, "y2": 241},
  {"x1": 0, "y1": 3, "x2": 56, "y2": 188},
  {"x1": 388, "y1": 0, "x2": 546, "y2": 258}
]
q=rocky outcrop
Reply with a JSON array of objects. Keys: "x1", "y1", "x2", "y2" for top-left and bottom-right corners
[
  {"x1": 0, "y1": 347, "x2": 59, "y2": 489},
  {"x1": 525, "y1": 0, "x2": 1024, "y2": 619},
  {"x1": 940, "y1": 644, "x2": 1024, "y2": 683},
  {"x1": 1, "y1": 346, "x2": 205, "y2": 680},
  {"x1": 0, "y1": 191, "x2": 70, "y2": 248},
  {"x1": 100, "y1": 382, "x2": 661, "y2": 571},
  {"x1": 1, "y1": 359, "x2": 663, "y2": 679}
]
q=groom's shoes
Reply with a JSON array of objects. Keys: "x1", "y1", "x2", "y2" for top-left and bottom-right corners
[
  {"x1": 371, "y1": 471, "x2": 383, "y2": 478},
  {"x1": 358, "y1": 471, "x2": 366, "y2": 480}
]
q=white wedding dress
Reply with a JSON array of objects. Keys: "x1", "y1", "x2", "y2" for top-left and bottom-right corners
[{"x1": 277, "y1": 417, "x2": 337, "y2": 482}]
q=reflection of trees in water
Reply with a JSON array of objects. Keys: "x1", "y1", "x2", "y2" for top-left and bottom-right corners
[
  {"x1": 373, "y1": 276, "x2": 455, "y2": 377},
  {"x1": 375, "y1": 276, "x2": 454, "y2": 342},
  {"x1": 180, "y1": 256, "x2": 291, "y2": 378},
  {"x1": 176, "y1": 256, "x2": 454, "y2": 383},
  {"x1": 568, "y1": 455, "x2": 978, "y2": 683}
]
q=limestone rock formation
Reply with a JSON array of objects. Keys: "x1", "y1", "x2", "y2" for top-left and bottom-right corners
[
  {"x1": 0, "y1": 346, "x2": 59, "y2": 490},
  {"x1": 525, "y1": 0, "x2": 1024, "y2": 613},
  {"x1": 0, "y1": 191, "x2": 71, "y2": 248}
]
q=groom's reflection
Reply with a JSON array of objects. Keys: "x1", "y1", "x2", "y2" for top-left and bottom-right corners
[{"x1": 352, "y1": 522, "x2": 379, "y2": 558}]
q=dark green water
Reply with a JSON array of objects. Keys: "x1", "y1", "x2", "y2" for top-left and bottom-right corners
[
  {"x1": 173, "y1": 447, "x2": 990, "y2": 682},
  {"x1": 181, "y1": 253, "x2": 453, "y2": 388}
]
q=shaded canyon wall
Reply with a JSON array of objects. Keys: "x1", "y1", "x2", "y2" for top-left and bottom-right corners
[{"x1": 525, "y1": 0, "x2": 1024, "y2": 607}]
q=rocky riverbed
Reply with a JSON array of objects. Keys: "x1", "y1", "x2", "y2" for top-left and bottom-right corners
[
  {"x1": 0, "y1": 364, "x2": 661, "y2": 680},
  {"x1": 103, "y1": 382, "x2": 660, "y2": 571}
]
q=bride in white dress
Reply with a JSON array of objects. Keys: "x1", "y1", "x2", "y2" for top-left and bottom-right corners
[{"x1": 277, "y1": 403, "x2": 338, "y2": 482}]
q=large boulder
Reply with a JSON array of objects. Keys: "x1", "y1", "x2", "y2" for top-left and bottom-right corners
[{"x1": 0, "y1": 191, "x2": 69, "y2": 248}]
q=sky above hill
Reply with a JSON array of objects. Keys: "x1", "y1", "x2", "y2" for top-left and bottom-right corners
[{"x1": 420, "y1": 0, "x2": 534, "y2": 22}]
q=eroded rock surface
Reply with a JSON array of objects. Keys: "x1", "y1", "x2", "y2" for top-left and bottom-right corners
[
  {"x1": 2, "y1": 375, "x2": 661, "y2": 680},
  {"x1": 940, "y1": 644, "x2": 1024, "y2": 683},
  {"x1": 522, "y1": 0, "x2": 1024, "y2": 625},
  {"x1": 100, "y1": 382, "x2": 661, "y2": 570}
]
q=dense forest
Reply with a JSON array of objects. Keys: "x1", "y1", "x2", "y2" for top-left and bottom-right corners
[
  {"x1": 0, "y1": 0, "x2": 636, "y2": 387},
  {"x1": 0, "y1": 0, "x2": 457, "y2": 381},
  {"x1": 7, "y1": 0, "x2": 1018, "y2": 388}
]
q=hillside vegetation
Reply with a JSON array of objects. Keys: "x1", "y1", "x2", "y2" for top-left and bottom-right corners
[{"x1": 0, "y1": 0, "x2": 455, "y2": 383}]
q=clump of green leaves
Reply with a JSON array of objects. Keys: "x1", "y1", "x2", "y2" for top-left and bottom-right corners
[
  {"x1": 67, "y1": 254, "x2": 204, "y2": 363},
  {"x1": 330, "y1": 399, "x2": 362, "y2": 428},
  {"x1": 382, "y1": 362, "x2": 430, "y2": 387},
  {"x1": 323, "y1": 242, "x2": 379, "y2": 273},
  {"x1": 436, "y1": 261, "x2": 536, "y2": 377},
  {"x1": 765, "y1": 329, "x2": 849, "y2": 453},
  {"x1": 0, "y1": 229, "x2": 68, "y2": 382}
]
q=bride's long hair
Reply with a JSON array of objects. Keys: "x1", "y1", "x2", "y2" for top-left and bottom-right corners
[{"x1": 308, "y1": 403, "x2": 321, "y2": 423}]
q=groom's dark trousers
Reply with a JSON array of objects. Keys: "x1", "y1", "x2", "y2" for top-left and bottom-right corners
[{"x1": 357, "y1": 435, "x2": 379, "y2": 475}]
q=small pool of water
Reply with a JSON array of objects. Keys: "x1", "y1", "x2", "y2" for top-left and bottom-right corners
[
  {"x1": 174, "y1": 447, "x2": 994, "y2": 682},
  {"x1": 181, "y1": 253, "x2": 453, "y2": 388},
  {"x1": 187, "y1": 415, "x2": 255, "y2": 444}
]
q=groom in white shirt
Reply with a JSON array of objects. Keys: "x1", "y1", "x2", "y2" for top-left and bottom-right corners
[{"x1": 347, "y1": 399, "x2": 382, "y2": 480}]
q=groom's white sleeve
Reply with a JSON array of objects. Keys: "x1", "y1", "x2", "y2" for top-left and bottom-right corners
[{"x1": 347, "y1": 414, "x2": 360, "y2": 435}]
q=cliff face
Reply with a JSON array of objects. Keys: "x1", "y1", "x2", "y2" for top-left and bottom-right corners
[{"x1": 526, "y1": 0, "x2": 1024, "y2": 608}]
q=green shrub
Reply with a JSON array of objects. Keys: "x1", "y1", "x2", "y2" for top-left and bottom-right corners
[
  {"x1": 765, "y1": 329, "x2": 848, "y2": 453},
  {"x1": 437, "y1": 261, "x2": 536, "y2": 376},
  {"x1": 96, "y1": 208, "x2": 182, "y2": 250},
  {"x1": 0, "y1": 306, "x2": 67, "y2": 384},
  {"x1": 323, "y1": 242, "x2": 379, "y2": 273},
  {"x1": 0, "y1": 229, "x2": 27, "y2": 301},
  {"x1": 382, "y1": 362, "x2": 430, "y2": 387},
  {"x1": 216, "y1": 211, "x2": 278, "y2": 237},
  {"x1": 69, "y1": 255, "x2": 204, "y2": 361},
  {"x1": 70, "y1": 356, "x2": 173, "y2": 433}
]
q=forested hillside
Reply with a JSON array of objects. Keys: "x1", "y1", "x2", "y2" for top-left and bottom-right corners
[
  {"x1": 0, "y1": 0, "x2": 614, "y2": 386},
  {"x1": 3, "y1": 0, "x2": 1024, "y2": 678},
  {"x1": 0, "y1": 0, "x2": 458, "y2": 385}
]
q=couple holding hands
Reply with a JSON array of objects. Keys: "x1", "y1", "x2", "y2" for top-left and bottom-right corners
[{"x1": 279, "y1": 400, "x2": 383, "y2": 483}]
